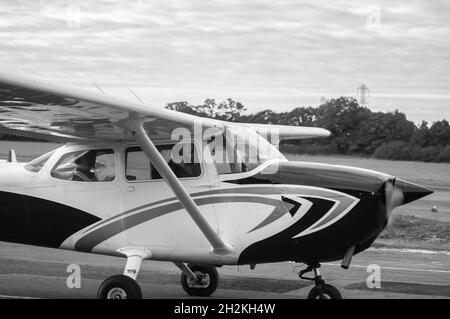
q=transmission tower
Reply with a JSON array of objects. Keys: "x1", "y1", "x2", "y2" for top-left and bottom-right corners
[{"x1": 356, "y1": 84, "x2": 370, "y2": 106}]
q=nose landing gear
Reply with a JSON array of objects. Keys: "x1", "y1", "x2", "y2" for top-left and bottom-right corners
[{"x1": 298, "y1": 263, "x2": 342, "y2": 299}]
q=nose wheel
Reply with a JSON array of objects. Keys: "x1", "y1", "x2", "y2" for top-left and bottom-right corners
[{"x1": 298, "y1": 264, "x2": 342, "y2": 299}]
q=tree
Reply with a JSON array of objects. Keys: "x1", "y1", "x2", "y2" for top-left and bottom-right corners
[
  {"x1": 314, "y1": 97, "x2": 372, "y2": 154},
  {"x1": 410, "y1": 121, "x2": 430, "y2": 147},
  {"x1": 196, "y1": 98, "x2": 217, "y2": 118},
  {"x1": 285, "y1": 107, "x2": 317, "y2": 126},
  {"x1": 161, "y1": 96, "x2": 449, "y2": 163},
  {"x1": 216, "y1": 98, "x2": 246, "y2": 121},
  {"x1": 428, "y1": 119, "x2": 450, "y2": 146},
  {"x1": 240, "y1": 109, "x2": 278, "y2": 124},
  {"x1": 165, "y1": 101, "x2": 200, "y2": 116}
]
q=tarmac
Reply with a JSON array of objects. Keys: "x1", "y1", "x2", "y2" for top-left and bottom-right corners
[{"x1": 0, "y1": 241, "x2": 449, "y2": 299}]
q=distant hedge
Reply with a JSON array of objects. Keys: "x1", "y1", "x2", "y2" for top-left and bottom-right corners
[
  {"x1": 281, "y1": 141, "x2": 450, "y2": 163},
  {"x1": 281, "y1": 143, "x2": 337, "y2": 155},
  {"x1": 373, "y1": 142, "x2": 450, "y2": 163}
]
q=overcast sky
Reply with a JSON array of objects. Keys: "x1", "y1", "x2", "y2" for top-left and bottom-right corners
[{"x1": 1, "y1": 0, "x2": 449, "y2": 124}]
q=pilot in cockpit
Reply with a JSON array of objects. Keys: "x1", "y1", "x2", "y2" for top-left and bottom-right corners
[{"x1": 72, "y1": 151, "x2": 98, "y2": 182}]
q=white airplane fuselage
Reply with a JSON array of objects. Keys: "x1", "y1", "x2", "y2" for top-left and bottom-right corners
[{"x1": 0, "y1": 140, "x2": 432, "y2": 267}]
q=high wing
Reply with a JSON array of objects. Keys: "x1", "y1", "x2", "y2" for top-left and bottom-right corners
[
  {"x1": 0, "y1": 72, "x2": 330, "y2": 143},
  {"x1": 0, "y1": 72, "x2": 220, "y2": 142},
  {"x1": 242, "y1": 123, "x2": 330, "y2": 141}
]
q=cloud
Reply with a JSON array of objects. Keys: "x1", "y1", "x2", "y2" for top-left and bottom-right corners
[{"x1": 0, "y1": 0, "x2": 448, "y2": 123}]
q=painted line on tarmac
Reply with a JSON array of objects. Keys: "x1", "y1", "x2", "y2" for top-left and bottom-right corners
[
  {"x1": 368, "y1": 247, "x2": 450, "y2": 256},
  {"x1": 323, "y1": 263, "x2": 450, "y2": 274},
  {"x1": 1, "y1": 295, "x2": 40, "y2": 299},
  {"x1": 426, "y1": 185, "x2": 450, "y2": 190}
]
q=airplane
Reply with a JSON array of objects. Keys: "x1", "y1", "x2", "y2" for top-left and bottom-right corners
[{"x1": 0, "y1": 72, "x2": 433, "y2": 299}]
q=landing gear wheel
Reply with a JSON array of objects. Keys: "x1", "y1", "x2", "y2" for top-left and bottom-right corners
[
  {"x1": 97, "y1": 274, "x2": 142, "y2": 299},
  {"x1": 307, "y1": 283, "x2": 342, "y2": 299},
  {"x1": 298, "y1": 263, "x2": 343, "y2": 299},
  {"x1": 181, "y1": 265, "x2": 219, "y2": 297}
]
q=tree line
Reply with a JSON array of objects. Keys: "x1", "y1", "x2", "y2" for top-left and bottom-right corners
[
  {"x1": 1, "y1": 96, "x2": 448, "y2": 162},
  {"x1": 166, "y1": 97, "x2": 450, "y2": 163}
]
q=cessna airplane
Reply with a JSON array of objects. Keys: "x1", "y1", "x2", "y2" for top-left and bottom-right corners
[{"x1": 0, "y1": 72, "x2": 432, "y2": 299}]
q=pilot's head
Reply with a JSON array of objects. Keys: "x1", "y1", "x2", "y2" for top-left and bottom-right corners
[{"x1": 75, "y1": 151, "x2": 95, "y2": 170}]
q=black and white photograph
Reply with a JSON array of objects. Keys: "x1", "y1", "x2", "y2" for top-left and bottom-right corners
[{"x1": 0, "y1": 0, "x2": 448, "y2": 304}]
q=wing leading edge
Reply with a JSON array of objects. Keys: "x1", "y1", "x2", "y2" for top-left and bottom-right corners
[
  {"x1": 243, "y1": 123, "x2": 331, "y2": 141},
  {"x1": 0, "y1": 72, "x2": 219, "y2": 142},
  {"x1": 0, "y1": 72, "x2": 330, "y2": 143}
]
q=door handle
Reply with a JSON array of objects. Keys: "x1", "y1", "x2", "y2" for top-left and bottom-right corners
[{"x1": 127, "y1": 186, "x2": 136, "y2": 192}]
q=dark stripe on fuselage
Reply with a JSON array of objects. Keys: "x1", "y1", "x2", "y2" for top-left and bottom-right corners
[
  {"x1": 225, "y1": 161, "x2": 390, "y2": 264},
  {"x1": 226, "y1": 161, "x2": 389, "y2": 195},
  {"x1": 0, "y1": 191, "x2": 100, "y2": 248},
  {"x1": 238, "y1": 197, "x2": 337, "y2": 265}
]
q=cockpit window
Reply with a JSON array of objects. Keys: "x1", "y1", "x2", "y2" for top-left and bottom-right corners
[
  {"x1": 25, "y1": 150, "x2": 57, "y2": 173},
  {"x1": 125, "y1": 143, "x2": 201, "y2": 181},
  {"x1": 51, "y1": 149, "x2": 115, "y2": 182},
  {"x1": 208, "y1": 126, "x2": 286, "y2": 175}
]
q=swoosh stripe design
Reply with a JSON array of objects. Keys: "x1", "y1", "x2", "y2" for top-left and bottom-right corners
[
  {"x1": 75, "y1": 196, "x2": 284, "y2": 252},
  {"x1": 247, "y1": 198, "x2": 298, "y2": 234},
  {"x1": 75, "y1": 185, "x2": 359, "y2": 253},
  {"x1": 83, "y1": 185, "x2": 356, "y2": 234},
  {"x1": 292, "y1": 194, "x2": 359, "y2": 238},
  {"x1": 238, "y1": 196, "x2": 338, "y2": 264}
]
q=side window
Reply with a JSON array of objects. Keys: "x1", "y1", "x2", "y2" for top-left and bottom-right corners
[
  {"x1": 125, "y1": 146, "x2": 151, "y2": 181},
  {"x1": 125, "y1": 143, "x2": 201, "y2": 181},
  {"x1": 51, "y1": 149, "x2": 115, "y2": 182},
  {"x1": 208, "y1": 135, "x2": 241, "y2": 175}
]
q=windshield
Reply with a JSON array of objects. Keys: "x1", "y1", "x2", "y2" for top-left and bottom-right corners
[
  {"x1": 24, "y1": 149, "x2": 57, "y2": 172},
  {"x1": 209, "y1": 125, "x2": 286, "y2": 174}
]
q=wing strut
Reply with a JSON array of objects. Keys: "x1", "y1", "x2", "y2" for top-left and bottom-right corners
[{"x1": 125, "y1": 120, "x2": 234, "y2": 256}]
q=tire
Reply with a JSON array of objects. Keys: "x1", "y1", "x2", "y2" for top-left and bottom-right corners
[
  {"x1": 307, "y1": 284, "x2": 342, "y2": 299},
  {"x1": 181, "y1": 265, "x2": 219, "y2": 297},
  {"x1": 97, "y1": 274, "x2": 142, "y2": 299}
]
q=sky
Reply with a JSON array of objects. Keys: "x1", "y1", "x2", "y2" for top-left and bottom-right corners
[{"x1": 1, "y1": 0, "x2": 449, "y2": 124}]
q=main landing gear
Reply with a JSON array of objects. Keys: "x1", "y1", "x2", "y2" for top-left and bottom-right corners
[
  {"x1": 176, "y1": 263, "x2": 219, "y2": 297},
  {"x1": 298, "y1": 263, "x2": 342, "y2": 299},
  {"x1": 98, "y1": 274, "x2": 142, "y2": 299},
  {"x1": 98, "y1": 248, "x2": 150, "y2": 299},
  {"x1": 97, "y1": 247, "x2": 220, "y2": 299}
]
